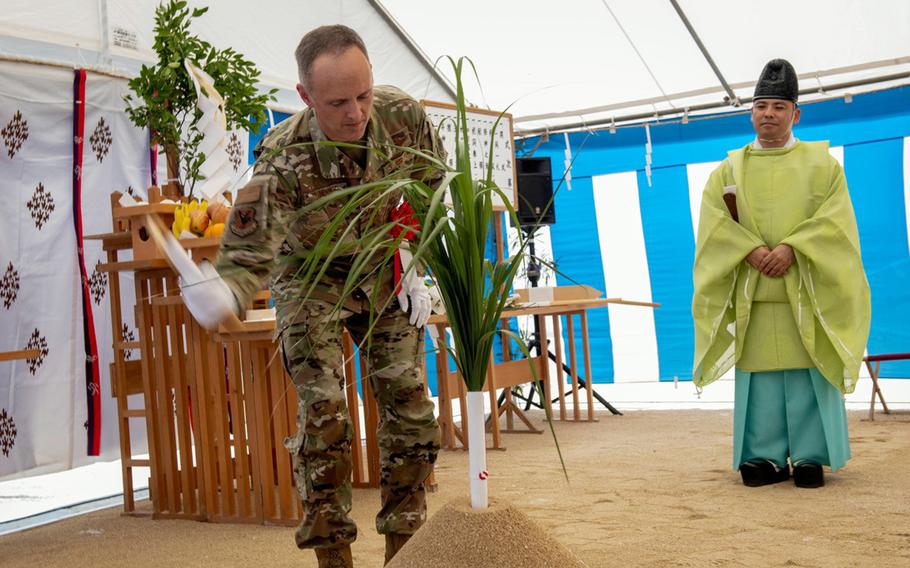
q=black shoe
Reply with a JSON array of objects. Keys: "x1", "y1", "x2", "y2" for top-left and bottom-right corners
[
  {"x1": 739, "y1": 459, "x2": 790, "y2": 487},
  {"x1": 793, "y1": 462, "x2": 825, "y2": 488}
]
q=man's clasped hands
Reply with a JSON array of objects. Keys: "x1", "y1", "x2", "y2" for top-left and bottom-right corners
[{"x1": 746, "y1": 244, "x2": 795, "y2": 277}]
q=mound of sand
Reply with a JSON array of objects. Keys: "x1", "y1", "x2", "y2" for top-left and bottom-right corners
[{"x1": 387, "y1": 499, "x2": 588, "y2": 568}]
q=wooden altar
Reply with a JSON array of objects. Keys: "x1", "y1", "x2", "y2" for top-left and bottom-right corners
[{"x1": 93, "y1": 191, "x2": 383, "y2": 525}]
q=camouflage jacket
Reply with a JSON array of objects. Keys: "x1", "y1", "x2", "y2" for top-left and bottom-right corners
[{"x1": 214, "y1": 85, "x2": 445, "y2": 320}]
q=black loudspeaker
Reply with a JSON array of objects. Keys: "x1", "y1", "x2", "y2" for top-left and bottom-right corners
[{"x1": 516, "y1": 156, "x2": 555, "y2": 227}]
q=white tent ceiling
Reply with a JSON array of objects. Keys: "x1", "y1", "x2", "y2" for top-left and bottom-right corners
[
  {"x1": 1, "y1": 0, "x2": 908, "y2": 135},
  {"x1": 382, "y1": 0, "x2": 910, "y2": 134},
  {"x1": 0, "y1": 0, "x2": 455, "y2": 110}
]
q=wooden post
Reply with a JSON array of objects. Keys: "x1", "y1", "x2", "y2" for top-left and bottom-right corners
[
  {"x1": 538, "y1": 312, "x2": 553, "y2": 422},
  {"x1": 866, "y1": 359, "x2": 890, "y2": 420},
  {"x1": 166, "y1": 292, "x2": 196, "y2": 514},
  {"x1": 580, "y1": 310, "x2": 596, "y2": 422},
  {"x1": 249, "y1": 343, "x2": 276, "y2": 520},
  {"x1": 551, "y1": 314, "x2": 567, "y2": 421},
  {"x1": 566, "y1": 315, "x2": 580, "y2": 421},
  {"x1": 224, "y1": 341, "x2": 252, "y2": 517},
  {"x1": 457, "y1": 377, "x2": 468, "y2": 449},
  {"x1": 105, "y1": 243, "x2": 136, "y2": 512},
  {"x1": 435, "y1": 324, "x2": 456, "y2": 450},
  {"x1": 492, "y1": 213, "x2": 515, "y2": 432},
  {"x1": 486, "y1": 355, "x2": 501, "y2": 450},
  {"x1": 238, "y1": 341, "x2": 265, "y2": 521},
  {"x1": 149, "y1": 276, "x2": 180, "y2": 515},
  {"x1": 268, "y1": 347, "x2": 294, "y2": 521},
  {"x1": 362, "y1": 352, "x2": 381, "y2": 485},
  {"x1": 343, "y1": 330, "x2": 365, "y2": 485},
  {"x1": 188, "y1": 316, "x2": 217, "y2": 519}
]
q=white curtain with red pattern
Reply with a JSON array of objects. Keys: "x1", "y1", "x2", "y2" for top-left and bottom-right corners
[
  {"x1": 80, "y1": 72, "x2": 151, "y2": 470},
  {"x1": 0, "y1": 60, "x2": 150, "y2": 480}
]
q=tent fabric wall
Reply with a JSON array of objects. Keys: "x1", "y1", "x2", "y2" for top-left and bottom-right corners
[
  {"x1": 523, "y1": 85, "x2": 910, "y2": 382},
  {"x1": 844, "y1": 139, "x2": 910, "y2": 374},
  {"x1": 592, "y1": 171, "x2": 660, "y2": 383},
  {"x1": 0, "y1": 61, "x2": 151, "y2": 480},
  {"x1": 0, "y1": 0, "x2": 455, "y2": 113},
  {"x1": 544, "y1": 176, "x2": 615, "y2": 383},
  {"x1": 636, "y1": 166, "x2": 696, "y2": 382}
]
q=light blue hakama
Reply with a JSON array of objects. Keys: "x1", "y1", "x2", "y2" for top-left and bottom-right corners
[{"x1": 733, "y1": 368, "x2": 851, "y2": 471}]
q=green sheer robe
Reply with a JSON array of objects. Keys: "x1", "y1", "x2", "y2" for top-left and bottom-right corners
[{"x1": 692, "y1": 140, "x2": 870, "y2": 393}]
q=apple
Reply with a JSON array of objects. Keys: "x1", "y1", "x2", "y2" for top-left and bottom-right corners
[
  {"x1": 207, "y1": 201, "x2": 230, "y2": 224},
  {"x1": 189, "y1": 209, "x2": 210, "y2": 236}
]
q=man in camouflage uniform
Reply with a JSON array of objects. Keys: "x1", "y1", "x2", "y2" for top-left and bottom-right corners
[{"x1": 213, "y1": 25, "x2": 443, "y2": 568}]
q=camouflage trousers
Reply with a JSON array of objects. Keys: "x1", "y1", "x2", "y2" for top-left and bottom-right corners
[{"x1": 279, "y1": 295, "x2": 441, "y2": 549}]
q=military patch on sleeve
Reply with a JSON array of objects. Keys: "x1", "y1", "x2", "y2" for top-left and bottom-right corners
[
  {"x1": 230, "y1": 205, "x2": 259, "y2": 237},
  {"x1": 389, "y1": 127, "x2": 412, "y2": 148},
  {"x1": 235, "y1": 184, "x2": 262, "y2": 204}
]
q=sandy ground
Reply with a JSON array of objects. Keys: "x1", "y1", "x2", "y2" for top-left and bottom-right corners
[{"x1": 1, "y1": 409, "x2": 908, "y2": 568}]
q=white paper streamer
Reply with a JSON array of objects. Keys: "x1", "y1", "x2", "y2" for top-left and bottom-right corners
[{"x1": 184, "y1": 60, "x2": 233, "y2": 202}]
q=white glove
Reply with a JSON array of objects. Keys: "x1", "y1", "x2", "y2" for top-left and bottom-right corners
[
  {"x1": 397, "y1": 246, "x2": 431, "y2": 328},
  {"x1": 144, "y1": 214, "x2": 239, "y2": 330}
]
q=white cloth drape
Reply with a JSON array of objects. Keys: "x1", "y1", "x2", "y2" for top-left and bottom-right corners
[
  {"x1": 0, "y1": 60, "x2": 150, "y2": 480},
  {"x1": 80, "y1": 72, "x2": 151, "y2": 468},
  {"x1": 0, "y1": 60, "x2": 81, "y2": 478}
]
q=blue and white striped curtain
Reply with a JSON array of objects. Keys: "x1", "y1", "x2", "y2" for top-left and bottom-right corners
[{"x1": 530, "y1": 85, "x2": 910, "y2": 382}]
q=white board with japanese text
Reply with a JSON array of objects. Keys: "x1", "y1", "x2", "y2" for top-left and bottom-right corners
[{"x1": 422, "y1": 100, "x2": 517, "y2": 210}]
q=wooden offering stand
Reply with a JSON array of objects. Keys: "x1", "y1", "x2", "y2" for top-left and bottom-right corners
[
  {"x1": 113, "y1": 185, "x2": 224, "y2": 264},
  {"x1": 94, "y1": 189, "x2": 385, "y2": 526}
]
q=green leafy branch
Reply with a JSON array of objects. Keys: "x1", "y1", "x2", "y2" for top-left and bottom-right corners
[{"x1": 124, "y1": 0, "x2": 276, "y2": 196}]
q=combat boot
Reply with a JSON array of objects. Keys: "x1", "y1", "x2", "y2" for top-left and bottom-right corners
[
  {"x1": 315, "y1": 545, "x2": 354, "y2": 568},
  {"x1": 384, "y1": 533, "x2": 411, "y2": 565}
]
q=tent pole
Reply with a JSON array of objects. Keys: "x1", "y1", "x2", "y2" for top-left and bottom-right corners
[
  {"x1": 515, "y1": 71, "x2": 910, "y2": 138},
  {"x1": 668, "y1": 0, "x2": 739, "y2": 106},
  {"x1": 516, "y1": 56, "x2": 910, "y2": 125},
  {"x1": 98, "y1": 0, "x2": 112, "y2": 67},
  {"x1": 365, "y1": 0, "x2": 458, "y2": 102}
]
